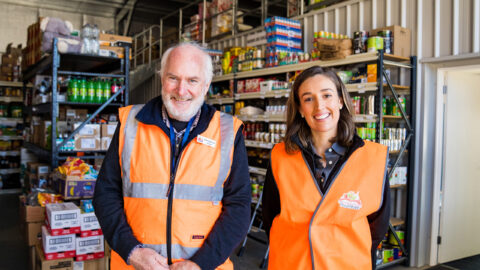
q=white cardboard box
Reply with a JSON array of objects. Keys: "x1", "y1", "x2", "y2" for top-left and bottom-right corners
[
  {"x1": 76, "y1": 235, "x2": 104, "y2": 255},
  {"x1": 80, "y1": 212, "x2": 101, "y2": 231},
  {"x1": 73, "y1": 123, "x2": 101, "y2": 137},
  {"x1": 46, "y1": 202, "x2": 81, "y2": 230},
  {"x1": 42, "y1": 225, "x2": 76, "y2": 253}
]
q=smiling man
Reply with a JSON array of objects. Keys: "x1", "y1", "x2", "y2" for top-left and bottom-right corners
[{"x1": 93, "y1": 42, "x2": 251, "y2": 270}]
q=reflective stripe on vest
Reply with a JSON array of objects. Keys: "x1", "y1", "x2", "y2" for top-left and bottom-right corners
[{"x1": 121, "y1": 108, "x2": 234, "y2": 203}]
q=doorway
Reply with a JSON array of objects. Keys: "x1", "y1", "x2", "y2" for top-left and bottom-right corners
[{"x1": 433, "y1": 67, "x2": 480, "y2": 264}]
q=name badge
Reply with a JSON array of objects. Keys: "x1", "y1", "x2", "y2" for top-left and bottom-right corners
[{"x1": 197, "y1": 135, "x2": 216, "y2": 148}]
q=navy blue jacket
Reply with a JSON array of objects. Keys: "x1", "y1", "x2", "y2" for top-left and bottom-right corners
[{"x1": 93, "y1": 96, "x2": 251, "y2": 270}]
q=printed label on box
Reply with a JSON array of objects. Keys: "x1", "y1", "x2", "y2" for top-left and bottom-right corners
[
  {"x1": 81, "y1": 138, "x2": 96, "y2": 149},
  {"x1": 107, "y1": 125, "x2": 116, "y2": 135}
]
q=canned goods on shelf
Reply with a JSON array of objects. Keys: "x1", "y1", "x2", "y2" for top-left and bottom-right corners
[{"x1": 367, "y1": 36, "x2": 384, "y2": 52}]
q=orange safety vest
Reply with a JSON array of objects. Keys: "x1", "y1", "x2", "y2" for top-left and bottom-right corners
[
  {"x1": 110, "y1": 105, "x2": 242, "y2": 270},
  {"x1": 269, "y1": 141, "x2": 387, "y2": 270}
]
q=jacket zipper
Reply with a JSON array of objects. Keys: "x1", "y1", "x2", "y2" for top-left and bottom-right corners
[{"x1": 165, "y1": 144, "x2": 187, "y2": 265}]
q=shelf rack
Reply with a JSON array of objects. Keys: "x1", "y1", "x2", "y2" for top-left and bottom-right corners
[
  {"x1": 209, "y1": 50, "x2": 416, "y2": 268},
  {"x1": 22, "y1": 38, "x2": 130, "y2": 168}
]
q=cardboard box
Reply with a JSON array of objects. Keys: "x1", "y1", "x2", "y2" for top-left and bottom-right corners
[
  {"x1": 73, "y1": 257, "x2": 106, "y2": 270},
  {"x1": 19, "y1": 195, "x2": 45, "y2": 222},
  {"x1": 73, "y1": 124, "x2": 100, "y2": 138},
  {"x1": 75, "y1": 235, "x2": 104, "y2": 257},
  {"x1": 101, "y1": 124, "x2": 117, "y2": 138},
  {"x1": 46, "y1": 203, "x2": 81, "y2": 232},
  {"x1": 66, "y1": 109, "x2": 88, "y2": 121},
  {"x1": 98, "y1": 33, "x2": 132, "y2": 45},
  {"x1": 25, "y1": 221, "x2": 43, "y2": 246},
  {"x1": 27, "y1": 162, "x2": 49, "y2": 174},
  {"x1": 74, "y1": 137, "x2": 101, "y2": 151},
  {"x1": 42, "y1": 226, "x2": 76, "y2": 254},
  {"x1": 80, "y1": 212, "x2": 101, "y2": 232},
  {"x1": 56, "y1": 174, "x2": 96, "y2": 200},
  {"x1": 100, "y1": 137, "x2": 112, "y2": 151},
  {"x1": 35, "y1": 243, "x2": 74, "y2": 270},
  {"x1": 1, "y1": 54, "x2": 18, "y2": 66},
  {"x1": 370, "y1": 25, "x2": 411, "y2": 57},
  {"x1": 29, "y1": 245, "x2": 36, "y2": 270},
  {"x1": 1, "y1": 65, "x2": 13, "y2": 74},
  {"x1": 99, "y1": 45, "x2": 132, "y2": 59}
]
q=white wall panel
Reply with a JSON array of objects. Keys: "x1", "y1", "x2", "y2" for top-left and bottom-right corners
[
  {"x1": 439, "y1": 0, "x2": 453, "y2": 57},
  {"x1": 0, "y1": 4, "x2": 37, "y2": 51}
]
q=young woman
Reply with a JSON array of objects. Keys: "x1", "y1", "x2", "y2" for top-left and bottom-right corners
[{"x1": 262, "y1": 66, "x2": 390, "y2": 270}]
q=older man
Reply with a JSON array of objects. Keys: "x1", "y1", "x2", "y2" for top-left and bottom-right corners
[{"x1": 93, "y1": 42, "x2": 251, "y2": 270}]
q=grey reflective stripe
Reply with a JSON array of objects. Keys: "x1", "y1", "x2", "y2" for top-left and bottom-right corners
[
  {"x1": 122, "y1": 104, "x2": 145, "y2": 198},
  {"x1": 212, "y1": 112, "x2": 235, "y2": 202},
  {"x1": 124, "y1": 182, "x2": 220, "y2": 201},
  {"x1": 143, "y1": 243, "x2": 199, "y2": 260}
]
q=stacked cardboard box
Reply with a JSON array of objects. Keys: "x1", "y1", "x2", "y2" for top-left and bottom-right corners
[
  {"x1": 73, "y1": 123, "x2": 101, "y2": 151},
  {"x1": 26, "y1": 162, "x2": 51, "y2": 189},
  {"x1": 98, "y1": 33, "x2": 132, "y2": 59},
  {"x1": 100, "y1": 123, "x2": 116, "y2": 150},
  {"x1": 1, "y1": 43, "x2": 22, "y2": 81},
  {"x1": 23, "y1": 18, "x2": 43, "y2": 70}
]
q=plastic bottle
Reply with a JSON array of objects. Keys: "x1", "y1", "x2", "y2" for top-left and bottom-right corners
[
  {"x1": 111, "y1": 78, "x2": 118, "y2": 102},
  {"x1": 118, "y1": 78, "x2": 124, "y2": 103},
  {"x1": 67, "y1": 77, "x2": 73, "y2": 101},
  {"x1": 87, "y1": 79, "x2": 95, "y2": 103},
  {"x1": 70, "y1": 78, "x2": 79, "y2": 102},
  {"x1": 103, "y1": 79, "x2": 111, "y2": 103},
  {"x1": 95, "y1": 79, "x2": 103, "y2": 103},
  {"x1": 79, "y1": 77, "x2": 87, "y2": 103}
]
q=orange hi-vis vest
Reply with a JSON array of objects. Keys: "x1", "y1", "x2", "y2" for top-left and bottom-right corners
[
  {"x1": 110, "y1": 105, "x2": 242, "y2": 270},
  {"x1": 269, "y1": 141, "x2": 388, "y2": 270}
]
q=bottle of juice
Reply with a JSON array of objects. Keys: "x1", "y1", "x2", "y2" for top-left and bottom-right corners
[
  {"x1": 79, "y1": 77, "x2": 87, "y2": 103},
  {"x1": 95, "y1": 79, "x2": 103, "y2": 103},
  {"x1": 70, "y1": 77, "x2": 79, "y2": 102},
  {"x1": 67, "y1": 77, "x2": 73, "y2": 101},
  {"x1": 103, "y1": 79, "x2": 111, "y2": 103},
  {"x1": 87, "y1": 79, "x2": 95, "y2": 103},
  {"x1": 111, "y1": 78, "x2": 118, "y2": 102}
]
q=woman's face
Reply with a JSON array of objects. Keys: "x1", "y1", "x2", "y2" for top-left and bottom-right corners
[{"x1": 298, "y1": 74, "x2": 343, "y2": 138}]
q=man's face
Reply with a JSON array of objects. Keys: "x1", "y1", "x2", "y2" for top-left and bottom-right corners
[{"x1": 161, "y1": 46, "x2": 209, "y2": 122}]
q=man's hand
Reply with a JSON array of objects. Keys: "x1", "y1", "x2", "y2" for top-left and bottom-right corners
[
  {"x1": 128, "y1": 247, "x2": 169, "y2": 270},
  {"x1": 170, "y1": 260, "x2": 201, "y2": 270}
]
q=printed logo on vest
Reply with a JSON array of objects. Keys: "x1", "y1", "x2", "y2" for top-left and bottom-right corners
[
  {"x1": 197, "y1": 135, "x2": 216, "y2": 148},
  {"x1": 338, "y1": 191, "x2": 363, "y2": 210},
  {"x1": 191, "y1": 235, "x2": 205, "y2": 240}
]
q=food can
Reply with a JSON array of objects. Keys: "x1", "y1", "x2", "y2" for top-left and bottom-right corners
[
  {"x1": 353, "y1": 31, "x2": 369, "y2": 54},
  {"x1": 389, "y1": 230, "x2": 405, "y2": 246},
  {"x1": 367, "y1": 95, "x2": 375, "y2": 115},
  {"x1": 383, "y1": 248, "x2": 394, "y2": 263},
  {"x1": 367, "y1": 36, "x2": 384, "y2": 52},
  {"x1": 379, "y1": 30, "x2": 393, "y2": 54}
]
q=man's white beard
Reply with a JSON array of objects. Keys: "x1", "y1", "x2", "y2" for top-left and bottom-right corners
[{"x1": 162, "y1": 90, "x2": 205, "y2": 121}]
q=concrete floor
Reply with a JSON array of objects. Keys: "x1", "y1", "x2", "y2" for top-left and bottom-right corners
[{"x1": 1, "y1": 193, "x2": 477, "y2": 270}]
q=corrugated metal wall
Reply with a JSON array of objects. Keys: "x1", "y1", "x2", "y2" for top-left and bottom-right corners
[{"x1": 133, "y1": 0, "x2": 479, "y2": 103}]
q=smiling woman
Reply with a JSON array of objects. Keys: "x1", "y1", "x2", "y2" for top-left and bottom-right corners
[
  {"x1": 262, "y1": 65, "x2": 391, "y2": 270},
  {"x1": 284, "y1": 66, "x2": 356, "y2": 153}
]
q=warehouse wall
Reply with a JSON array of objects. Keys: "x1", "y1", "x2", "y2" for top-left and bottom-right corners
[
  {"x1": 129, "y1": 2, "x2": 480, "y2": 266},
  {"x1": 0, "y1": 2, "x2": 115, "y2": 52}
]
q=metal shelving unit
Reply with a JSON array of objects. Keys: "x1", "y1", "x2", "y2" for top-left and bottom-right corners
[
  {"x1": 0, "y1": 81, "x2": 31, "y2": 192},
  {"x1": 22, "y1": 38, "x2": 130, "y2": 168},
  {"x1": 209, "y1": 50, "x2": 416, "y2": 268}
]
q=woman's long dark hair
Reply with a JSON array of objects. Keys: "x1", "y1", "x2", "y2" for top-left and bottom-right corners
[{"x1": 284, "y1": 66, "x2": 356, "y2": 154}]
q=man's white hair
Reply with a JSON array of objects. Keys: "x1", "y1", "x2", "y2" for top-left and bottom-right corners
[{"x1": 159, "y1": 42, "x2": 213, "y2": 85}]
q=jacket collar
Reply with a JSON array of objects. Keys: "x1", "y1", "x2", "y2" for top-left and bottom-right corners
[
  {"x1": 292, "y1": 132, "x2": 365, "y2": 159},
  {"x1": 134, "y1": 95, "x2": 217, "y2": 136}
]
